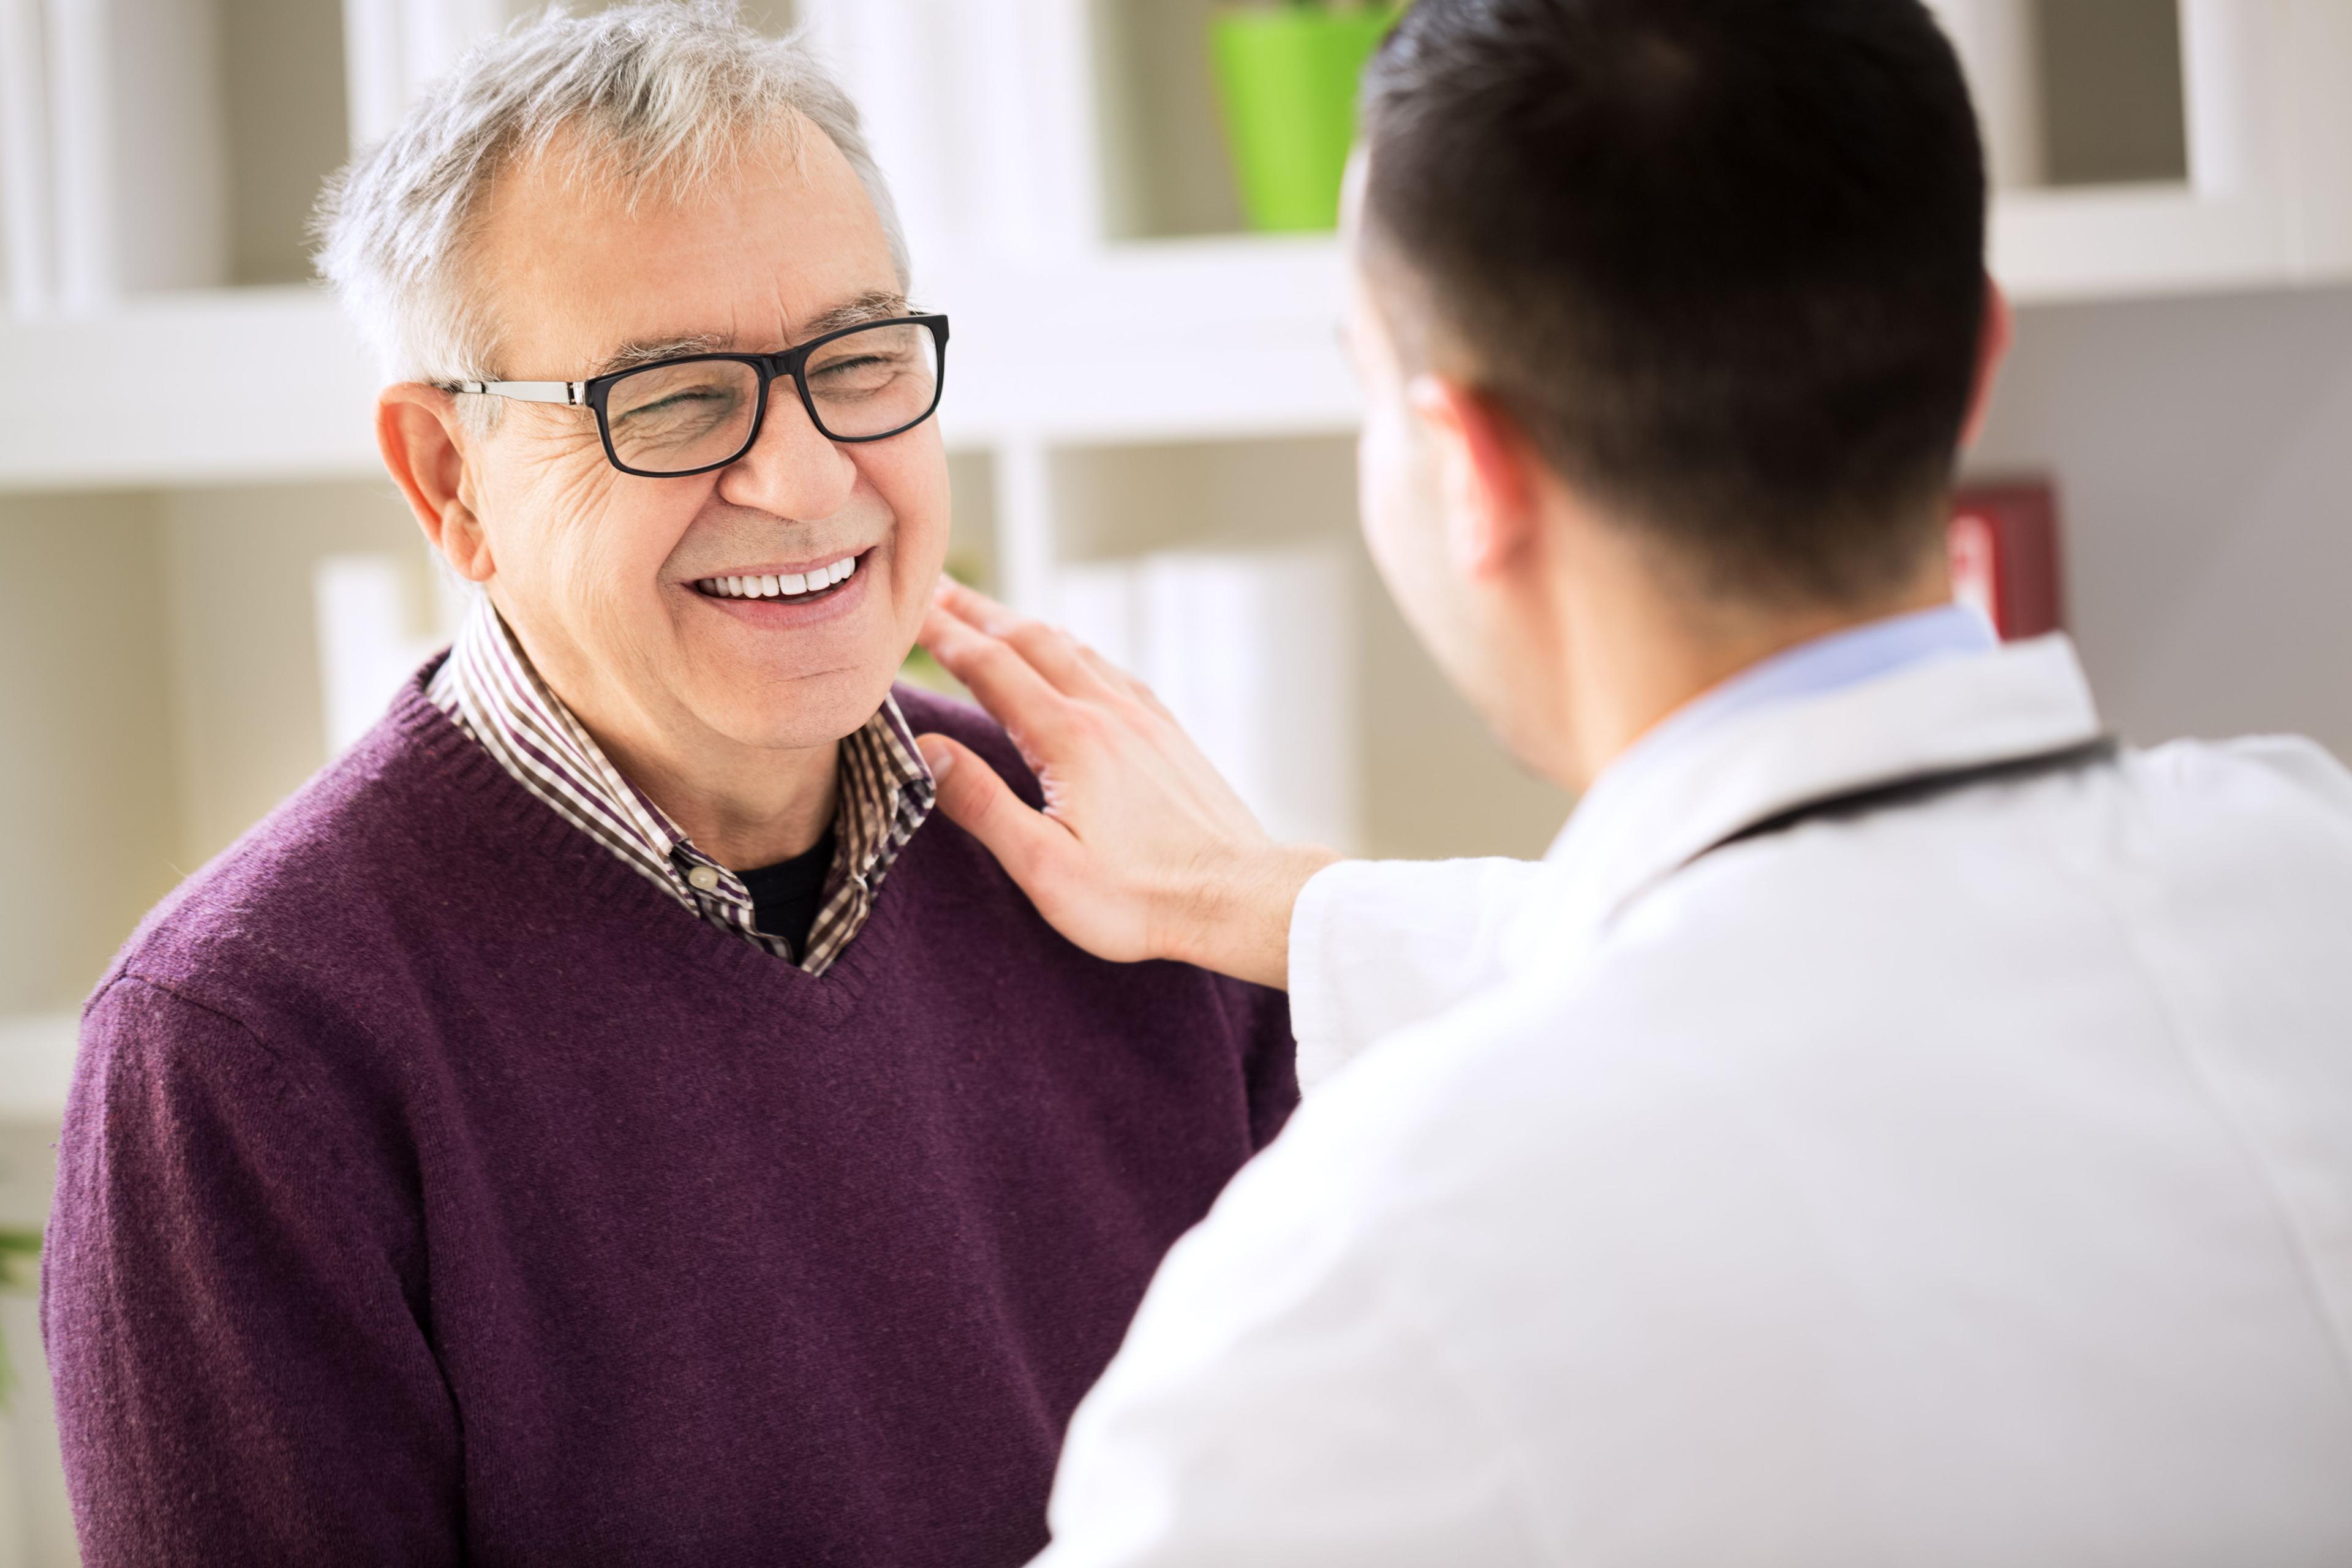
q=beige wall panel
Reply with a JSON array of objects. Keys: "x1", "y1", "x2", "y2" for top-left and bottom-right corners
[
  {"x1": 220, "y1": 0, "x2": 350, "y2": 285},
  {"x1": 160, "y1": 480, "x2": 432, "y2": 867},
  {"x1": 0, "y1": 495, "x2": 179, "y2": 1015}
]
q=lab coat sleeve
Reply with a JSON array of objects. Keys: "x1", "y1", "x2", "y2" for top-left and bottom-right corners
[
  {"x1": 1028, "y1": 1078, "x2": 1546, "y2": 1568},
  {"x1": 1287, "y1": 857, "x2": 1551, "y2": 1087}
]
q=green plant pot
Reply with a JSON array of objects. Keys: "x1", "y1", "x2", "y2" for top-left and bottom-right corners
[{"x1": 1211, "y1": 8, "x2": 1396, "y2": 233}]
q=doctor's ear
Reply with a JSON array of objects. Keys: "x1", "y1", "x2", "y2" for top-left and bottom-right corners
[
  {"x1": 379, "y1": 385, "x2": 496, "y2": 584},
  {"x1": 1958, "y1": 276, "x2": 2015, "y2": 453},
  {"x1": 1405, "y1": 375, "x2": 1540, "y2": 579}
]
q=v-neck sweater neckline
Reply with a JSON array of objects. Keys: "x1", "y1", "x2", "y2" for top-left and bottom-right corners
[{"x1": 386, "y1": 672, "x2": 893, "y2": 1028}]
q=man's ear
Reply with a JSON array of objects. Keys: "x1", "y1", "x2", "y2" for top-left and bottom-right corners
[
  {"x1": 1959, "y1": 276, "x2": 2013, "y2": 451},
  {"x1": 379, "y1": 385, "x2": 496, "y2": 584},
  {"x1": 1405, "y1": 375, "x2": 1540, "y2": 579}
]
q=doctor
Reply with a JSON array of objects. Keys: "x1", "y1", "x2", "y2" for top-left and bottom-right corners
[{"x1": 916, "y1": 0, "x2": 2352, "y2": 1561}]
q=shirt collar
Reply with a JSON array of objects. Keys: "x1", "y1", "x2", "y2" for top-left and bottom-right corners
[
  {"x1": 1511, "y1": 618, "x2": 2101, "y2": 963},
  {"x1": 427, "y1": 596, "x2": 933, "y2": 970},
  {"x1": 1574, "y1": 603, "x2": 2001, "y2": 851}
]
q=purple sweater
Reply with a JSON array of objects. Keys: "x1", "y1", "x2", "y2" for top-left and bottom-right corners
[{"x1": 42, "y1": 674, "x2": 1296, "y2": 1567}]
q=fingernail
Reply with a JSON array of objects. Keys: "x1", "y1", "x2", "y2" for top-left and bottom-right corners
[{"x1": 917, "y1": 737, "x2": 955, "y2": 782}]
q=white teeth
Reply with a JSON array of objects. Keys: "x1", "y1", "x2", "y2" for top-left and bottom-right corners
[{"x1": 701, "y1": 557, "x2": 861, "y2": 600}]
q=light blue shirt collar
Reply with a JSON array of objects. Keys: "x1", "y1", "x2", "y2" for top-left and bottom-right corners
[{"x1": 1575, "y1": 603, "x2": 2000, "y2": 840}]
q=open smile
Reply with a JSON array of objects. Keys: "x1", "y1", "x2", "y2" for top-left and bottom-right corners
[{"x1": 692, "y1": 551, "x2": 868, "y2": 606}]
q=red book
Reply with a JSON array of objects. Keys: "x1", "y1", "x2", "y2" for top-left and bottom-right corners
[{"x1": 1950, "y1": 481, "x2": 2064, "y2": 640}]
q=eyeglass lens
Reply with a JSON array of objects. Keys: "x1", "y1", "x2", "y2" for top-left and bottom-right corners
[{"x1": 601, "y1": 320, "x2": 941, "y2": 475}]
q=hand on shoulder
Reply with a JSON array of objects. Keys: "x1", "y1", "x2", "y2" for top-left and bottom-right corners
[{"x1": 914, "y1": 578, "x2": 1343, "y2": 989}]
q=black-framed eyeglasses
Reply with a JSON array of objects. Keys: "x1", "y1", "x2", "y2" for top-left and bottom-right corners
[{"x1": 447, "y1": 313, "x2": 950, "y2": 478}]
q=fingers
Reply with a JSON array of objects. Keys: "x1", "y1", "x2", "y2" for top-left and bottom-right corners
[
  {"x1": 933, "y1": 574, "x2": 1007, "y2": 627},
  {"x1": 1080, "y1": 641, "x2": 1175, "y2": 719},
  {"x1": 929, "y1": 577, "x2": 1118, "y2": 702},
  {"x1": 915, "y1": 734, "x2": 1071, "y2": 892},
  {"x1": 919, "y1": 600, "x2": 1071, "y2": 741}
]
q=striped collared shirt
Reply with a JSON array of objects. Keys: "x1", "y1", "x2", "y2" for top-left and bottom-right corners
[{"x1": 426, "y1": 599, "x2": 935, "y2": 974}]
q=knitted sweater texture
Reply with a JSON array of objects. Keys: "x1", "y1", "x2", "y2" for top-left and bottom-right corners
[{"x1": 42, "y1": 673, "x2": 1297, "y2": 1567}]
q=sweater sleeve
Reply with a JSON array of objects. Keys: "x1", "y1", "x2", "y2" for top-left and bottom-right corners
[{"x1": 41, "y1": 976, "x2": 462, "y2": 1567}]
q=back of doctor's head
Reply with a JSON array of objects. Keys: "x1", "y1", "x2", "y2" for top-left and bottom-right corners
[{"x1": 1358, "y1": 0, "x2": 1986, "y2": 606}]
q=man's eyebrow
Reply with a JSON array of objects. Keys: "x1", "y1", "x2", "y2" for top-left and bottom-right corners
[
  {"x1": 586, "y1": 293, "x2": 913, "y2": 378},
  {"x1": 592, "y1": 333, "x2": 731, "y2": 378},
  {"x1": 797, "y1": 291, "x2": 913, "y2": 339}
]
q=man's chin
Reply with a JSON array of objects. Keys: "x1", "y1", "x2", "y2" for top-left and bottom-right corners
[{"x1": 692, "y1": 664, "x2": 903, "y2": 753}]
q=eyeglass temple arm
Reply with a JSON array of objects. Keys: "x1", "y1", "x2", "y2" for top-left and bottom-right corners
[{"x1": 451, "y1": 380, "x2": 585, "y2": 405}]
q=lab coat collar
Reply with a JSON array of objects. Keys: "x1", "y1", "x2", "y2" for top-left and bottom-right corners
[{"x1": 1512, "y1": 634, "x2": 2104, "y2": 961}]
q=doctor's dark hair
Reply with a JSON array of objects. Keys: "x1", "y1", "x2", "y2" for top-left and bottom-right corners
[{"x1": 1359, "y1": 0, "x2": 1988, "y2": 606}]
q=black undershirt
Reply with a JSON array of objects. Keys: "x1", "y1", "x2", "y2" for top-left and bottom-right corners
[{"x1": 737, "y1": 826, "x2": 837, "y2": 958}]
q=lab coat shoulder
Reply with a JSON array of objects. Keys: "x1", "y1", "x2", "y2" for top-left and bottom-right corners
[
  {"x1": 1287, "y1": 855, "x2": 1555, "y2": 1087},
  {"x1": 2185, "y1": 730, "x2": 2352, "y2": 818}
]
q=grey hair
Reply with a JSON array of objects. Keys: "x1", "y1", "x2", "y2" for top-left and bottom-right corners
[{"x1": 313, "y1": 1, "x2": 910, "y2": 388}]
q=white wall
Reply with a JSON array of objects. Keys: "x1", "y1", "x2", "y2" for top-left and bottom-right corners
[{"x1": 1977, "y1": 284, "x2": 2352, "y2": 760}]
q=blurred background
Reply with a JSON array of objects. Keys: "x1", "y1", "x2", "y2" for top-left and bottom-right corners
[{"x1": 2, "y1": 0, "x2": 2350, "y2": 1557}]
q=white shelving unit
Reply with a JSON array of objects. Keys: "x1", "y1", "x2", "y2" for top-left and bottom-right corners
[
  {"x1": 0, "y1": 0, "x2": 2341, "y2": 990},
  {"x1": 0, "y1": 1, "x2": 2345, "y2": 506},
  {"x1": 0, "y1": 9, "x2": 2344, "y2": 919}
]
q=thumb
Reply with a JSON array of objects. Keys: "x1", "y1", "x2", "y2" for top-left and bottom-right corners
[{"x1": 917, "y1": 734, "x2": 1067, "y2": 888}]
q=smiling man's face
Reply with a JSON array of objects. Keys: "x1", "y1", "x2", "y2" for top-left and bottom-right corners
[{"x1": 458, "y1": 115, "x2": 948, "y2": 761}]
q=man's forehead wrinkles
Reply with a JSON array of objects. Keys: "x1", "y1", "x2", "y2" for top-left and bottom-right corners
[{"x1": 589, "y1": 289, "x2": 910, "y2": 377}]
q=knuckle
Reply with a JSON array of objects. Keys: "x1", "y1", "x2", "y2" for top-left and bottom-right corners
[
  {"x1": 1004, "y1": 620, "x2": 1061, "y2": 660},
  {"x1": 963, "y1": 636, "x2": 1018, "y2": 675}
]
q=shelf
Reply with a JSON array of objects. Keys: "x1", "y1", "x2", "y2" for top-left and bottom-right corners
[
  {"x1": 0, "y1": 287, "x2": 379, "y2": 489},
  {"x1": 19, "y1": 197, "x2": 2352, "y2": 493},
  {"x1": 0, "y1": 241, "x2": 1360, "y2": 490},
  {"x1": 944, "y1": 238, "x2": 1359, "y2": 448},
  {"x1": 1992, "y1": 184, "x2": 2298, "y2": 303}
]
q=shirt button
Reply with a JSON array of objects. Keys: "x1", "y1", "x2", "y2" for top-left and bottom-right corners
[{"x1": 686, "y1": 865, "x2": 722, "y2": 892}]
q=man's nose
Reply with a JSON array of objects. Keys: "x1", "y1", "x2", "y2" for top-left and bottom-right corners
[{"x1": 714, "y1": 382, "x2": 859, "y2": 520}]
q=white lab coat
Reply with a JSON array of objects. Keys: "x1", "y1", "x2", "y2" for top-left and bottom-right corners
[{"x1": 1037, "y1": 635, "x2": 2352, "y2": 1566}]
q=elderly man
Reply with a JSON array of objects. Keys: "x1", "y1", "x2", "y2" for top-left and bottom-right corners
[{"x1": 40, "y1": 7, "x2": 1294, "y2": 1566}]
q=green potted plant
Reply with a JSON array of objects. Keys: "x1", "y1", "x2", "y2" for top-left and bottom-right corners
[
  {"x1": 1211, "y1": 1, "x2": 1400, "y2": 233},
  {"x1": 0, "y1": 1227, "x2": 38, "y2": 1407}
]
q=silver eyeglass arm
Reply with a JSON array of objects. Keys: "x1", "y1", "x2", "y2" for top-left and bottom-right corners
[{"x1": 451, "y1": 380, "x2": 586, "y2": 405}]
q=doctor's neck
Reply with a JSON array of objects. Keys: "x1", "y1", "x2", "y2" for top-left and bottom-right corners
[{"x1": 1511, "y1": 488, "x2": 1956, "y2": 796}]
